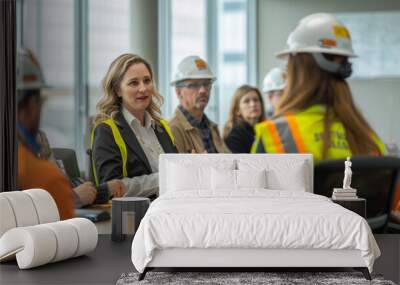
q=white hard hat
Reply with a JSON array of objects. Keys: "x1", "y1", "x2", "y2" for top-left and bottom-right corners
[
  {"x1": 262, "y1": 67, "x2": 286, "y2": 94},
  {"x1": 276, "y1": 13, "x2": 357, "y2": 59},
  {"x1": 170, "y1": 55, "x2": 216, "y2": 86},
  {"x1": 17, "y1": 47, "x2": 46, "y2": 91}
]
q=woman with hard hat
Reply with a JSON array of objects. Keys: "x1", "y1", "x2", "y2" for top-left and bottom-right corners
[
  {"x1": 91, "y1": 53, "x2": 177, "y2": 198},
  {"x1": 262, "y1": 67, "x2": 286, "y2": 118},
  {"x1": 223, "y1": 85, "x2": 265, "y2": 153},
  {"x1": 252, "y1": 13, "x2": 385, "y2": 162}
]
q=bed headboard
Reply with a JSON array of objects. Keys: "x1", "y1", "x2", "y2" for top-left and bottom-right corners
[{"x1": 159, "y1": 154, "x2": 313, "y2": 195}]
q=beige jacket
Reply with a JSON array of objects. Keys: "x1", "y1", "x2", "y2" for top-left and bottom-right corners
[{"x1": 169, "y1": 108, "x2": 231, "y2": 153}]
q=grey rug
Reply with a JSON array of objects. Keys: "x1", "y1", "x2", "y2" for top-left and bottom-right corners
[{"x1": 116, "y1": 271, "x2": 396, "y2": 285}]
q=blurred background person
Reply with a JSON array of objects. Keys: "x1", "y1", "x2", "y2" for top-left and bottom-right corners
[
  {"x1": 169, "y1": 55, "x2": 230, "y2": 154},
  {"x1": 92, "y1": 53, "x2": 177, "y2": 198},
  {"x1": 16, "y1": 47, "x2": 75, "y2": 219},
  {"x1": 262, "y1": 67, "x2": 286, "y2": 118},
  {"x1": 223, "y1": 85, "x2": 265, "y2": 153},
  {"x1": 253, "y1": 13, "x2": 385, "y2": 162},
  {"x1": 18, "y1": 48, "x2": 97, "y2": 209}
]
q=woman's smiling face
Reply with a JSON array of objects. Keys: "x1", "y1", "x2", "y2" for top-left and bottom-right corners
[{"x1": 119, "y1": 63, "x2": 154, "y2": 114}]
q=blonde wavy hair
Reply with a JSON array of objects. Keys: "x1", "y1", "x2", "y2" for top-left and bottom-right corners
[
  {"x1": 275, "y1": 53, "x2": 381, "y2": 158},
  {"x1": 93, "y1": 53, "x2": 163, "y2": 127},
  {"x1": 223, "y1": 85, "x2": 265, "y2": 139}
]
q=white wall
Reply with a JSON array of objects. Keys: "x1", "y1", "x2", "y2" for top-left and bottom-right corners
[{"x1": 258, "y1": 0, "x2": 400, "y2": 150}]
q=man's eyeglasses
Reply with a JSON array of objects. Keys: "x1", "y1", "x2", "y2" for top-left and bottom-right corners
[{"x1": 177, "y1": 81, "x2": 213, "y2": 90}]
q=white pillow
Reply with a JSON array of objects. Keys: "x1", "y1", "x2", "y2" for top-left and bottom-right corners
[
  {"x1": 211, "y1": 169, "x2": 267, "y2": 190},
  {"x1": 167, "y1": 159, "x2": 235, "y2": 191},
  {"x1": 211, "y1": 168, "x2": 236, "y2": 190},
  {"x1": 237, "y1": 169, "x2": 267, "y2": 189},
  {"x1": 168, "y1": 162, "x2": 210, "y2": 191},
  {"x1": 238, "y1": 159, "x2": 307, "y2": 191},
  {"x1": 267, "y1": 168, "x2": 306, "y2": 191}
]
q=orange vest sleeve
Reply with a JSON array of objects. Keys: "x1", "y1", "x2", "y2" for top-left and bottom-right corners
[{"x1": 18, "y1": 144, "x2": 75, "y2": 220}]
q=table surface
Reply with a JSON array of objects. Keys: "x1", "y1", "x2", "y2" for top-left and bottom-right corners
[
  {"x1": 87, "y1": 202, "x2": 112, "y2": 234},
  {"x1": 95, "y1": 219, "x2": 111, "y2": 234}
]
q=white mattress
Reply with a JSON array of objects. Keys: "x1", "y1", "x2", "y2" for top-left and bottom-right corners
[{"x1": 131, "y1": 190, "x2": 380, "y2": 273}]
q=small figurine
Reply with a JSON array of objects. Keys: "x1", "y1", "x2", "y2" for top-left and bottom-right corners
[{"x1": 342, "y1": 157, "x2": 353, "y2": 189}]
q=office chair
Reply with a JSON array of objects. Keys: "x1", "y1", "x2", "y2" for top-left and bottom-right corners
[
  {"x1": 52, "y1": 147, "x2": 81, "y2": 180},
  {"x1": 314, "y1": 156, "x2": 400, "y2": 233},
  {"x1": 388, "y1": 208, "x2": 400, "y2": 233}
]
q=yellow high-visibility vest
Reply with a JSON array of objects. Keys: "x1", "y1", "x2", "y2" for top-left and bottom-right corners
[
  {"x1": 90, "y1": 118, "x2": 174, "y2": 186},
  {"x1": 251, "y1": 105, "x2": 385, "y2": 163}
]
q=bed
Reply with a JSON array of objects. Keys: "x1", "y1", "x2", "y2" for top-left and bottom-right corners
[{"x1": 131, "y1": 154, "x2": 380, "y2": 280}]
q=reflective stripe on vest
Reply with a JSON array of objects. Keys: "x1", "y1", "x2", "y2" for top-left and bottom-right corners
[
  {"x1": 90, "y1": 118, "x2": 175, "y2": 187},
  {"x1": 253, "y1": 106, "x2": 355, "y2": 162},
  {"x1": 90, "y1": 119, "x2": 127, "y2": 187},
  {"x1": 160, "y1": 119, "x2": 175, "y2": 146},
  {"x1": 253, "y1": 116, "x2": 305, "y2": 154},
  {"x1": 285, "y1": 114, "x2": 308, "y2": 153},
  {"x1": 253, "y1": 105, "x2": 386, "y2": 161},
  {"x1": 274, "y1": 116, "x2": 300, "y2": 153}
]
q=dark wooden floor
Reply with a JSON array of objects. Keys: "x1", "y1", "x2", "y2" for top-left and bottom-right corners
[
  {"x1": 373, "y1": 234, "x2": 400, "y2": 284},
  {"x1": 0, "y1": 235, "x2": 134, "y2": 285},
  {"x1": 0, "y1": 234, "x2": 398, "y2": 285}
]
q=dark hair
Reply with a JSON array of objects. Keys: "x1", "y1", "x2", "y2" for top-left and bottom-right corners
[
  {"x1": 17, "y1": 89, "x2": 40, "y2": 111},
  {"x1": 223, "y1": 85, "x2": 265, "y2": 138}
]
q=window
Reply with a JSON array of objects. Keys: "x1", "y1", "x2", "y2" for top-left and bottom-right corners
[
  {"x1": 85, "y1": 0, "x2": 131, "y2": 169},
  {"x1": 160, "y1": 0, "x2": 256, "y2": 126},
  {"x1": 22, "y1": 0, "x2": 75, "y2": 150},
  {"x1": 88, "y1": 0, "x2": 131, "y2": 115},
  {"x1": 170, "y1": 0, "x2": 207, "y2": 114},
  {"x1": 217, "y1": 0, "x2": 254, "y2": 125},
  {"x1": 336, "y1": 12, "x2": 400, "y2": 79},
  {"x1": 19, "y1": 0, "x2": 132, "y2": 169}
]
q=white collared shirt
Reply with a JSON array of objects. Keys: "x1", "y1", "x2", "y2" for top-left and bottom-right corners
[
  {"x1": 120, "y1": 108, "x2": 164, "y2": 197},
  {"x1": 122, "y1": 107, "x2": 164, "y2": 172}
]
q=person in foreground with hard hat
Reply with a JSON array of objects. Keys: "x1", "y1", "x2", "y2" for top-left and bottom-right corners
[
  {"x1": 91, "y1": 53, "x2": 177, "y2": 198},
  {"x1": 17, "y1": 48, "x2": 103, "y2": 210},
  {"x1": 262, "y1": 67, "x2": 286, "y2": 118},
  {"x1": 223, "y1": 85, "x2": 265, "y2": 153},
  {"x1": 169, "y1": 55, "x2": 230, "y2": 153},
  {"x1": 252, "y1": 13, "x2": 385, "y2": 162},
  {"x1": 16, "y1": 48, "x2": 76, "y2": 219}
]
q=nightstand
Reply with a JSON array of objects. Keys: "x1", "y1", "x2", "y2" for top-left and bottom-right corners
[{"x1": 331, "y1": 197, "x2": 366, "y2": 218}]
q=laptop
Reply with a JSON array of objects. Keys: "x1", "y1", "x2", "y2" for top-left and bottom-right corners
[{"x1": 52, "y1": 148, "x2": 109, "y2": 204}]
